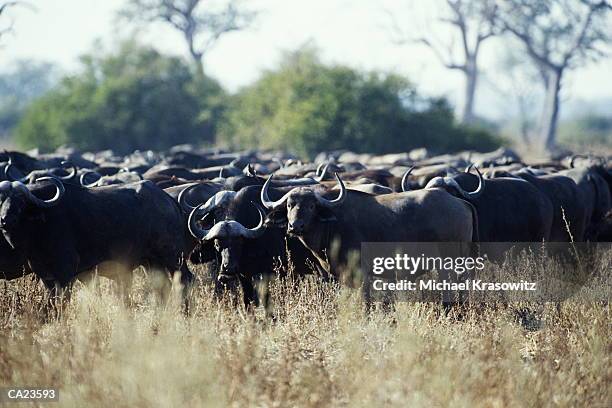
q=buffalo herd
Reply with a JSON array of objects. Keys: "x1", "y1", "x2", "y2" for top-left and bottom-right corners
[{"x1": 0, "y1": 146, "x2": 610, "y2": 307}]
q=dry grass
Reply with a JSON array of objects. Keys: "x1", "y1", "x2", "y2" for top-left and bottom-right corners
[{"x1": 0, "y1": 265, "x2": 610, "y2": 408}]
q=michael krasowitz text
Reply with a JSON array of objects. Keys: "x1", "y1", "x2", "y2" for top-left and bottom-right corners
[{"x1": 360, "y1": 242, "x2": 611, "y2": 303}]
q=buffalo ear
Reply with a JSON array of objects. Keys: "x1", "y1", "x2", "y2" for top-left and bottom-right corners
[
  {"x1": 317, "y1": 207, "x2": 337, "y2": 223},
  {"x1": 264, "y1": 210, "x2": 287, "y2": 228}
]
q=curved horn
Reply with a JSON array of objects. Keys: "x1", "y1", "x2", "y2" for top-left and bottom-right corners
[
  {"x1": 240, "y1": 202, "x2": 266, "y2": 239},
  {"x1": 188, "y1": 205, "x2": 212, "y2": 240},
  {"x1": 13, "y1": 177, "x2": 65, "y2": 208},
  {"x1": 286, "y1": 159, "x2": 302, "y2": 167},
  {"x1": 315, "y1": 173, "x2": 346, "y2": 207},
  {"x1": 243, "y1": 164, "x2": 256, "y2": 177},
  {"x1": 60, "y1": 161, "x2": 77, "y2": 181},
  {"x1": 315, "y1": 161, "x2": 327, "y2": 177},
  {"x1": 178, "y1": 183, "x2": 202, "y2": 212},
  {"x1": 196, "y1": 190, "x2": 237, "y2": 218},
  {"x1": 569, "y1": 154, "x2": 589, "y2": 169},
  {"x1": 187, "y1": 189, "x2": 240, "y2": 240},
  {"x1": 465, "y1": 163, "x2": 474, "y2": 173},
  {"x1": 187, "y1": 191, "x2": 247, "y2": 241},
  {"x1": 219, "y1": 167, "x2": 226, "y2": 178},
  {"x1": 314, "y1": 163, "x2": 330, "y2": 182},
  {"x1": 79, "y1": 171, "x2": 102, "y2": 188},
  {"x1": 260, "y1": 176, "x2": 293, "y2": 210},
  {"x1": 199, "y1": 202, "x2": 267, "y2": 241},
  {"x1": 457, "y1": 165, "x2": 485, "y2": 199},
  {"x1": 4, "y1": 159, "x2": 27, "y2": 183},
  {"x1": 401, "y1": 166, "x2": 415, "y2": 192}
]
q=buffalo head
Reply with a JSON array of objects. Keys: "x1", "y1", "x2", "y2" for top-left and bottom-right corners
[
  {"x1": 260, "y1": 173, "x2": 346, "y2": 236},
  {"x1": 188, "y1": 191, "x2": 266, "y2": 283},
  {"x1": 0, "y1": 177, "x2": 65, "y2": 248},
  {"x1": 424, "y1": 164, "x2": 485, "y2": 199}
]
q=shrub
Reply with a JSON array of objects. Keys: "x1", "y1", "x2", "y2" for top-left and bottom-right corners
[{"x1": 16, "y1": 42, "x2": 225, "y2": 154}]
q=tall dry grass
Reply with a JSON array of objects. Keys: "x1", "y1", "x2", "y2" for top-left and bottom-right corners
[{"x1": 0, "y1": 265, "x2": 610, "y2": 408}]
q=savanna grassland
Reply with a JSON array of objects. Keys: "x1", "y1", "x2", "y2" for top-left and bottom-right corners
[{"x1": 0, "y1": 264, "x2": 610, "y2": 408}]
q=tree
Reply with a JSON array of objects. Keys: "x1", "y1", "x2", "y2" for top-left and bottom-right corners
[
  {"x1": 121, "y1": 0, "x2": 256, "y2": 75},
  {"x1": 0, "y1": 1, "x2": 25, "y2": 40},
  {"x1": 222, "y1": 47, "x2": 502, "y2": 158},
  {"x1": 15, "y1": 42, "x2": 226, "y2": 153},
  {"x1": 497, "y1": 0, "x2": 611, "y2": 151},
  {"x1": 388, "y1": 0, "x2": 500, "y2": 124},
  {"x1": 487, "y1": 44, "x2": 541, "y2": 144}
]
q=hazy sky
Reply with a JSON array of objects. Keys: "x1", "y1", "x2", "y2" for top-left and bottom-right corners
[{"x1": 2, "y1": 0, "x2": 611, "y2": 120}]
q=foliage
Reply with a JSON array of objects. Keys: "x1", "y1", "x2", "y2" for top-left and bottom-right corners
[
  {"x1": 221, "y1": 48, "x2": 502, "y2": 158},
  {"x1": 15, "y1": 42, "x2": 225, "y2": 153}
]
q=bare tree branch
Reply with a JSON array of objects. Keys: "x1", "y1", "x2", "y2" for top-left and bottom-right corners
[
  {"x1": 497, "y1": 0, "x2": 611, "y2": 150},
  {"x1": 418, "y1": 38, "x2": 466, "y2": 71},
  {"x1": 0, "y1": 1, "x2": 34, "y2": 41},
  {"x1": 120, "y1": 0, "x2": 257, "y2": 74},
  {"x1": 446, "y1": 0, "x2": 471, "y2": 58},
  {"x1": 385, "y1": 0, "x2": 500, "y2": 123},
  {"x1": 0, "y1": 1, "x2": 21, "y2": 16},
  {"x1": 503, "y1": 24, "x2": 561, "y2": 71},
  {"x1": 562, "y1": 0, "x2": 609, "y2": 65},
  {"x1": 383, "y1": 4, "x2": 465, "y2": 70}
]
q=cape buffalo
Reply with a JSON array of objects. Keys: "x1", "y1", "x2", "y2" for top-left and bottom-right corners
[
  {"x1": 0, "y1": 178, "x2": 194, "y2": 301},
  {"x1": 450, "y1": 170, "x2": 553, "y2": 242},
  {"x1": 0, "y1": 235, "x2": 29, "y2": 281},
  {"x1": 188, "y1": 185, "x2": 318, "y2": 307},
  {"x1": 260, "y1": 173, "x2": 479, "y2": 275},
  {"x1": 513, "y1": 169, "x2": 587, "y2": 242},
  {"x1": 558, "y1": 166, "x2": 611, "y2": 241}
]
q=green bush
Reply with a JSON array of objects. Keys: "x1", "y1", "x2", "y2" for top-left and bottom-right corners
[
  {"x1": 220, "y1": 47, "x2": 502, "y2": 158},
  {"x1": 16, "y1": 42, "x2": 225, "y2": 154}
]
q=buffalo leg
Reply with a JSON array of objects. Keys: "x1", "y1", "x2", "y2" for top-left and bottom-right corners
[
  {"x1": 177, "y1": 263, "x2": 195, "y2": 314},
  {"x1": 147, "y1": 266, "x2": 172, "y2": 306},
  {"x1": 30, "y1": 251, "x2": 78, "y2": 316},
  {"x1": 239, "y1": 275, "x2": 259, "y2": 310}
]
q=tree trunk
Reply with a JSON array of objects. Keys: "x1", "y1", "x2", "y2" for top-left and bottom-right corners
[
  {"x1": 193, "y1": 56, "x2": 205, "y2": 78},
  {"x1": 184, "y1": 31, "x2": 205, "y2": 77},
  {"x1": 539, "y1": 68, "x2": 562, "y2": 151},
  {"x1": 516, "y1": 94, "x2": 531, "y2": 145},
  {"x1": 461, "y1": 59, "x2": 478, "y2": 124},
  {"x1": 188, "y1": 48, "x2": 204, "y2": 78}
]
